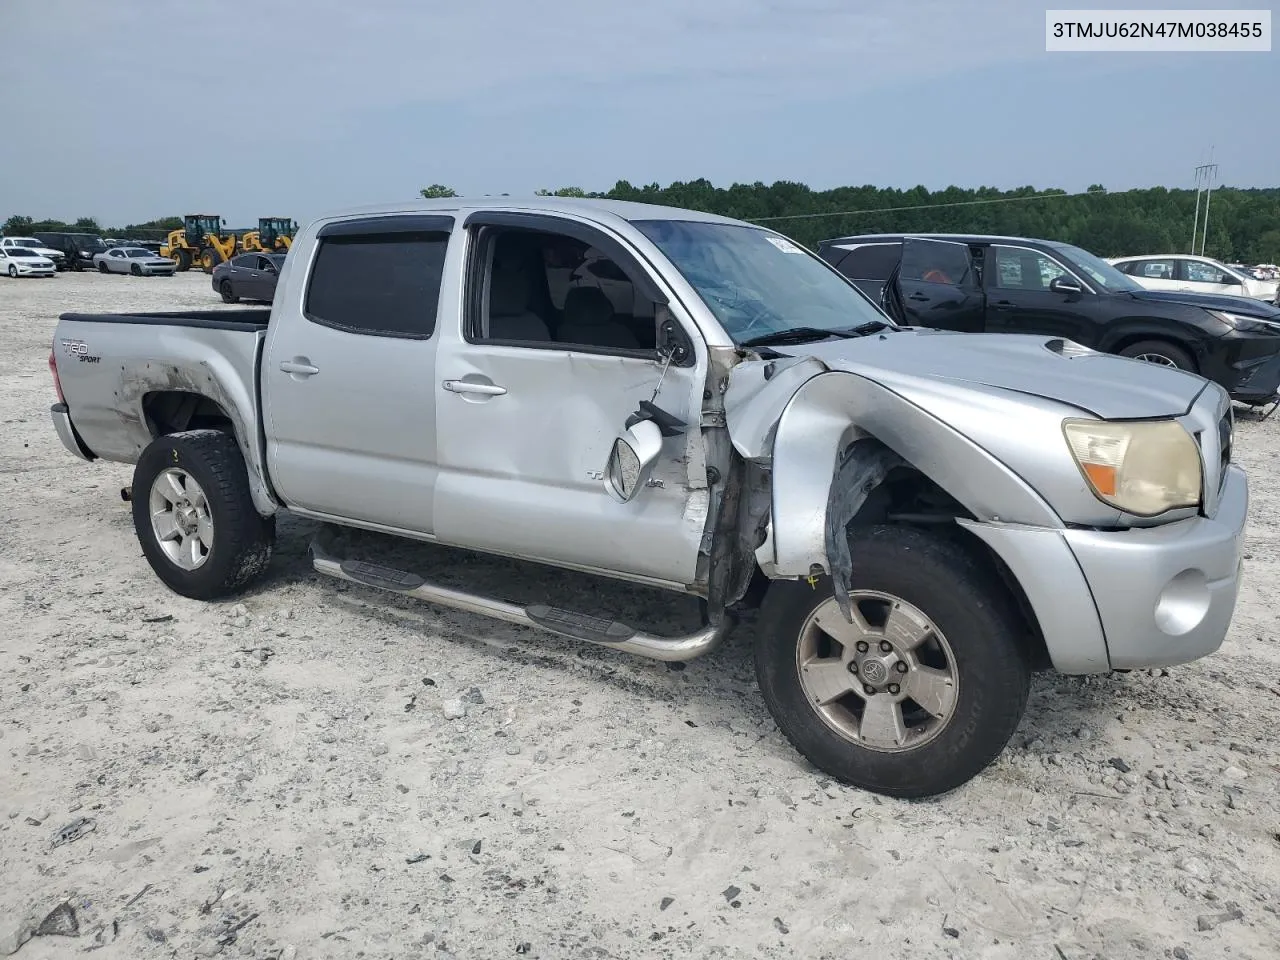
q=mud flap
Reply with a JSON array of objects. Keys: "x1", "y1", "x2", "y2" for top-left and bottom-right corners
[{"x1": 823, "y1": 441, "x2": 907, "y2": 622}]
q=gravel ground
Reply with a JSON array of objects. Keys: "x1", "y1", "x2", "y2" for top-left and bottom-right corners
[{"x1": 1, "y1": 271, "x2": 1278, "y2": 960}]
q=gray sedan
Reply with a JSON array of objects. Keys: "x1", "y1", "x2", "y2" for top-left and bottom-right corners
[
  {"x1": 93, "y1": 247, "x2": 178, "y2": 276},
  {"x1": 211, "y1": 252, "x2": 285, "y2": 303}
]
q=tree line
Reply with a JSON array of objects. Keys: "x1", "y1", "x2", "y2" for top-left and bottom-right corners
[
  {"x1": 423, "y1": 181, "x2": 1280, "y2": 263},
  {"x1": 11, "y1": 180, "x2": 1278, "y2": 260},
  {"x1": 0, "y1": 214, "x2": 182, "y2": 240}
]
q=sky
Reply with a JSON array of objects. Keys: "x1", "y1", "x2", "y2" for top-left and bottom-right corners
[{"x1": 0, "y1": 0, "x2": 1276, "y2": 227}]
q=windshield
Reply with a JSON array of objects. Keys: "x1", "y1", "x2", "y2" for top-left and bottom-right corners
[
  {"x1": 8, "y1": 249, "x2": 38, "y2": 257},
  {"x1": 1050, "y1": 242, "x2": 1143, "y2": 293},
  {"x1": 632, "y1": 220, "x2": 893, "y2": 342},
  {"x1": 126, "y1": 249, "x2": 152, "y2": 258},
  {"x1": 70, "y1": 234, "x2": 107, "y2": 250}
]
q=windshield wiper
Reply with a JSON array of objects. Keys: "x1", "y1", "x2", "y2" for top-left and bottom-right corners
[
  {"x1": 739, "y1": 322, "x2": 889, "y2": 348},
  {"x1": 739, "y1": 326, "x2": 860, "y2": 347}
]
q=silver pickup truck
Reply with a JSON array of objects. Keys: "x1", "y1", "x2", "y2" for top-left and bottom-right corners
[{"x1": 47, "y1": 198, "x2": 1247, "y2": 798}]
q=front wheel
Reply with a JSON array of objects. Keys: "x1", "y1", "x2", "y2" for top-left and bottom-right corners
[
  {"x1": 130, "y1": 264, "x2": 142, "y2": 277},
  {"x1": 754, "y1": 525, "x2": 1031, "y2": 799},
  {"x1": 98, "y1": 261, "x2": 109, "y2": 274},
  {"x1": 7, "y1": 265, "x2": 16, "y2": 278},
  {"x1": 1117, "y1": 339, "x2": 1195, "y2": 372},
  {"x1": 131, "y1": 430, "x2": 275, "y2": 600}
]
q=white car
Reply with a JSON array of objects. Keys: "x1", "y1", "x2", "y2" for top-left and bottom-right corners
[
  {"x1": 92, "y1": 246, "x2": 178, "y2": 277},
  {"x1": 0, "y1": 247, "x2": 57, "y2": 278},
  {"x1": 0, "y1": 236, "x2": 67, "y2": 270},
  {"x1": 1109, "y1": 253, "x2": 1279, "y2": 302}
]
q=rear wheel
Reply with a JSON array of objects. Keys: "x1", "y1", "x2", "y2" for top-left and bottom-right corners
[
  {"x1": 173, "y1": 248, "x2": 192, "y2": 272},
  {"x1": 219, "y1": 280, "x2": 239, "y2": 304},
  {"x1": 754, "y1": 525, "x2": 1031, "y2": 799},
  {"x1": 1117, "y1": 339, "x2": 1195, "y2": 372},
  {"x1": 131, "y1": 431, "x2": 275, "y2": 600},
  {"x1": 98, "y1": 261, "x2": 109, "y2": 274}
]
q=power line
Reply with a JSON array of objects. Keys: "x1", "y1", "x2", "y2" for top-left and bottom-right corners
[{"x1": 747, "y1": 188, "x2": 1105, "y2": 223}]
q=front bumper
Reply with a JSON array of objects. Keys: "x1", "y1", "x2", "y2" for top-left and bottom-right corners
[
  {"x1": 960, "y1": 465, "x2": 1248, "y2": 673},
  {"x1": 14, "y1": 265, "x2": 55, "y2": 276},
  {"x1": 51, "y1": 403, "x2": 96, "y2": 461}
]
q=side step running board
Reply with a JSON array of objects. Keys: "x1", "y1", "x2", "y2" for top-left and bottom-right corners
[{"x1": 309, "y1": 537, "x2": 728, "y2": 663}]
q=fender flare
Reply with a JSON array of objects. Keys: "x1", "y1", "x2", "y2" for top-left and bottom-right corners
[{"x1": 763, "y1": 370, "x2": 1062, "y2": 579}]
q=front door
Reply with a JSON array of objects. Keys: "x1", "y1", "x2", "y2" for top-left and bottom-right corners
[
  {"x1": 1179, "y1": 258, "x2": 1245, "y2": 297},
  {"x1": 983, "y1": 244, "x2": 1096, "y2": 343},
  {"x1": 894, "y1": 238, "x2": 984, "y2": 331},
  {"x1": 262, "y1": 215, "x2": 454, "y2": 533},
  {"x1": 431, "y1": 212, "x2": 708, "y2": 587}
]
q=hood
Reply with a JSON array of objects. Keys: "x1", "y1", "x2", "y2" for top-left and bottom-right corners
[
  {"x1": 776, "y1": 328, "x2": 1208, "y2": 420},
  {"x1": 1127, "y1": 288, "x2": 1280, "y2": 318}
]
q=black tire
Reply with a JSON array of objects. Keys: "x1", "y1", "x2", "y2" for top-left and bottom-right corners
[
  {"x1": 131, "y1": 263, "x2": 142, "y2": 277},
  {"x1": 219, "y1": 280, "x2": 239, "y2": 304},
  {"x1": 754, "y1": 525, "x2": 1031, "y2": 799},
  {"x1": 131, "y1": 430, "x2": 275, "y2": 601},
  {"x1": 7, "y1": 265, "x2": 16, "y2": 278},
  {"x1": 1117, "y1": 339, "x2": 1195, "y2": 372},
  {"x1": 98, "y1": 261, "x2": 109, "y2": 274},
  {"x1": 174, "y1": 248, "x2": 192, "y2": 272}
]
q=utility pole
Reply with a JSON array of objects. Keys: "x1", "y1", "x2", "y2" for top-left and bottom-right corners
[{"x1": 1191, "y1": 151, "x2": 1218, "y2": 257}]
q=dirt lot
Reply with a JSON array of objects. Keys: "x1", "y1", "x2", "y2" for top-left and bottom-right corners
[{"x1": 1, "y1": 271, "x2": 1278, "y2": 960}]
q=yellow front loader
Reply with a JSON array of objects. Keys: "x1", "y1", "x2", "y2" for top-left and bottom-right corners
[
  {"x1": 159, "y1": 215, "x2": 237, "y2": 273},
  {"x1": 240, "y1": 217, "x2": 297, "y2": 254}
]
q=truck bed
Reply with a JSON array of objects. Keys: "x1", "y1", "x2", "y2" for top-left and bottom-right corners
[
  {"x1": 52, "y1": 308, "x2": 276, "y2": 513},
  {"x1": 59, "y1": 309, "x2": 272, "y2": 331}
]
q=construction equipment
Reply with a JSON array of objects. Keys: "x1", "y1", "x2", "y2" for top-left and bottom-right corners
[
  {"x1": 159, "y1": 215, "x2": 237, "y2": 273},
  {"x1": 240, "y1": 217, "x2": 297, "y2": 254}
]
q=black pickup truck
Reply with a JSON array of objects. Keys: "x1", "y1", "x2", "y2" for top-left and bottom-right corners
[{"x1": 818, "y1": 233, "x2": 1280, "y2": 405}]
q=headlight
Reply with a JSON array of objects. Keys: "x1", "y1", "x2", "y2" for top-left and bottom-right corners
[
  {"x1": 1063, "y1": 419, "x2": 1201, "y2": 516},
  {"x1": 1208, "y1": 309, "x2": 1280, "y2": 334}
]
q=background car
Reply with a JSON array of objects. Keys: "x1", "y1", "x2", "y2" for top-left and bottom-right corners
[
  {"x1": 211, "y1": 252, "x2": 285, "y2": 302},
  {"x1": 32, "y1": 232, "x2": 109, "y2": 271},
  {"x1": 0, "y1": 247, "x2": 56, "y2": 278},
  {"x1": 817, "y1": 231, "x2": 1280, "y2": 405},
  {"x1": 1109, "y1": 253, "x2": 1279, "y2": 302},
  {"x1": 0, "y1": 236, "x2": 67, "y2": 270},
  {"x1": 93, "y1": 246, "x2": 178, "y2": 276}
]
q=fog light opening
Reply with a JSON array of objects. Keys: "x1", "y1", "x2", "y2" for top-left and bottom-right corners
[{"x1": 1154, "y1": 569, "x2": 1211, "y2": 636}]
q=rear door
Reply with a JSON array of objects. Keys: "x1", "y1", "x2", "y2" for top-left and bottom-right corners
[
  {"x1": 262, "y1": 214, "x2": 453, "y2": 533},
  {"x1": 983, "y1": 244, "x2": 1097, "y2": 342},
  {"x1": 894, "y1": 238, "x2": 984, "y2": 331}
]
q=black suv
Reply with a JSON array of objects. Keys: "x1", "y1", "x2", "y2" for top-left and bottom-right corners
[
  {"x1": 818, "y1": 233, "x2": 1280, "y2": 405},
  {"x1": 33, "y1": 233, "x2": 110, "y2": 272}
]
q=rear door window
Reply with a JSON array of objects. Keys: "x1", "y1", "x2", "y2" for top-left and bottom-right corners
[
  {"x1": 900, "y1": 239, "x2": 974, "y2": 286},
  {"x1": 833, "y1": 242, "x2": 903, "y2": 280},
  {"x1": 305, "y1": 229, "x2": 451, "y2": 339}
]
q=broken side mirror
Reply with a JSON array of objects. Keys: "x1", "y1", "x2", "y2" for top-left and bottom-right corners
[
  {"x1": 655, "y1": 303, "x2": 694, "y2": 367},
  {"x1": 604, "y1": 419, "x2": 663, "y2": 503}
]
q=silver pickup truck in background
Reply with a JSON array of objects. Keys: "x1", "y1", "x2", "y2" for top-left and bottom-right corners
[{"x1": 47, "y1": 198, "x2": 1248, "y2": 798}]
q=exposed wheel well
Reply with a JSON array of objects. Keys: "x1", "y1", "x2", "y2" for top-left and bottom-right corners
[
  {"x1": 849, "y1": 466, "x2": 1053, "y2": 672},
  {"x1": 142, "y1": 390, "x2": 236, "y2": 439}
]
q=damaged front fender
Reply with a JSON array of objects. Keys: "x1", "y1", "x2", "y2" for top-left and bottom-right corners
[{"x1": 729, "y1": 368, "x2": 1063, "y2": 596}]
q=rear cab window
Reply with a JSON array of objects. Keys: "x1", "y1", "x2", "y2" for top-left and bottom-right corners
[{"x1": 304, "y1": 217, "x2": 452, "y2": 339}]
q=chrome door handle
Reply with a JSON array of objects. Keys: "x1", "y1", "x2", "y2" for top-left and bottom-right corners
[
  {"x1": 443, "y1": 380, "x2": 507, "y2": 396},
  {"x1": 280, "y1": 359, "x2": 319, "y2": 376}
]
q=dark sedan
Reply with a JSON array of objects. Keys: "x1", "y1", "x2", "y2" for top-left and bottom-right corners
[
  {"x1": 818, "y1": 233, "x2": 1280, "y2": 405},
  {"x1": 212, "y1": 252, "x2": 285, "y2": 303}
]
